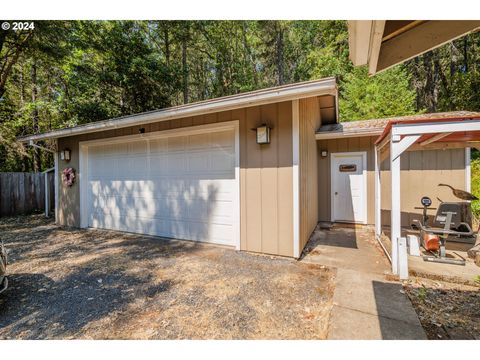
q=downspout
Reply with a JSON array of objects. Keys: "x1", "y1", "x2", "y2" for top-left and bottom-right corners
[
  {"x1": 28, "y1": 140, "x2": 55, "y2": 154},
  {"x1": 29, "y1": 140, "x2": 57, "y2": 220}
]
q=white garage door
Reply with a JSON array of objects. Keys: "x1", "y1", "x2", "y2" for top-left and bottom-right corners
[{"x1": 83, "y1": 126, "x2": 238, "y2": 246}]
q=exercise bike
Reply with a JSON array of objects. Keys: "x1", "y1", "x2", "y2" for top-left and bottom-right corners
[{"x1": 412, "y1": 194, "x2": 476, "y2": 266}]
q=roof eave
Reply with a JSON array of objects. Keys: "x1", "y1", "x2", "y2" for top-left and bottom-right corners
[
  {"x1": 315, "y1": 128, "x2": 384, "y2": 140},
  {"x1": 19, "y1": 78, "x2": 337, "y2": 143},
  {"x1": 375, "y1": 115, "x2": 480, "y2": 145}
]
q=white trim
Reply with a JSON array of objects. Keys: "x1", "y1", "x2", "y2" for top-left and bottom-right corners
[
  {"x1": 330, "y1": 151, "x2": 368, "y2": 225},
  {"x1": 390, "y1": 135, "x2": 401, "y2": 275},
  {"x1": 233, "y1": 121, "x2": 241, "y2": 251},
  {"x1": 391, "y1": 134, "x2": 421, "y2": 161},
  {"x1": 19, "y1": 78, "x2": 337, "y2": 143},
  {"x1": 368, "y1": 21, "x2": 386, "y2": 76},
  {"x1": 78, "y1": 120, "x2": 241, "y2": 250},
  {"x1": 466, "y1": 147, "x2": 471, "y2": 193},
  {"x1": 292, "y1": 100, "x2": 300, "y2": 259},
  {"x1": 315, "y1": 128, "x2": 383, "y2": 140},
  {"x1": 54, "y1": 140, "x2": 58, "y2": 224},
  {"x1": 392, "y1": 119, "x2": 480, "y2": 136},
  {"x1": 374, "y1": 145, "x2": 381, "y2": 238},
  {"x1": 79, "y1": 121, "x2": 238, "y2": 146},
  {"x1": 419, "y1": 132, "x2": 453, "y2": 146},
  {"x1": 348, "y1": 20, "x2": 373, "y2": 66}
]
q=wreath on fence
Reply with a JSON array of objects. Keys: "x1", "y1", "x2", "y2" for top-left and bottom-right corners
[{"x1": 62, "y1": 167, "x2": 76, "y2": 187}]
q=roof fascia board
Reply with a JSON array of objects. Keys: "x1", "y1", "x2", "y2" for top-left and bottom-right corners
[
  {"x1": 348, "y1": 20, "x2": 373, "y2": 66},
  {"x1": 391, "y1": 119, "x2": 480, "y2": 136},
  {"x1": 19, "y1": 79, "x2": 337, "y2": 143},
  {"x1": 368, "y1": 20, "x2": 386, "y2": 76},
  {"x1": 376, "y1": 20, "x2": 480, "y2": 74},
  {"x1": 315, "y1": 128, "x2": 383, "y2": 140}
]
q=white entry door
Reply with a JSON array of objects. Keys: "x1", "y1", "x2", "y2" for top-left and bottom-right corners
[
  {"x1": 80, "y1": 123, "x2": 239, "y2": 247},
  {"x1": 331, "y1": 152, "x2": 367, "y2": 223}
]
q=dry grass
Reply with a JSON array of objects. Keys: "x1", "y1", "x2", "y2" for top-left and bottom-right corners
[
  {"x1": 0, "y1": 215, "x2": 335, "y2": 339},
  {"x1": 404, "y1": 277, "x2": 480, "y2": 340}
]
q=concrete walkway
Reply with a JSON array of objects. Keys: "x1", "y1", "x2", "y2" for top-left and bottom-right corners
[{"x1": 302, "y1": 225, "x2": 427, "y2": 340}]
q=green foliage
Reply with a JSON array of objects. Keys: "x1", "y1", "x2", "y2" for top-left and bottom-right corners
[
  {"x1": 417, "y1": 286, "x2": 428, "y2": 302},
  {"x1": 1, "y1": 20, "x2": 480, "y2": 173},
  {"x1": 470, "y1": 149, "x2": 480, "y2": 219},
  {"x1": 339, "y1": 66, "x2": 418, "y2": 121}
]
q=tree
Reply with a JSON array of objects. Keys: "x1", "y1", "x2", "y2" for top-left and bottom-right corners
[
  {"x1": 2, "y1": 20, "x2": 480, "y2": 173},
  {"x1": 340, "y1": 66, "x2": 417, "y2": 121}
]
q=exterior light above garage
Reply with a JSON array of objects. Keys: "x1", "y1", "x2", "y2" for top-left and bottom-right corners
[
  {"x1": 60, "y1": 148, "x2": 71, "y2": 162},
  {"x1": 255, "y1": 124, "x2": 271, "y2": 144}
]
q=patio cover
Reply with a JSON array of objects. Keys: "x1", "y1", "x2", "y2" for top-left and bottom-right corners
[
  {"x1": 373, "y1": 112, "x2": 480, "y2": 278},
  {"x1": 348, "y1": 20, "x2": 480, "y2": 75}
]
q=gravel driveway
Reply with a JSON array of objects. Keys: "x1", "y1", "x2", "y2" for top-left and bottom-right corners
[{"x1": 0, "y1": 215, "x2": 334, "y2": 339}]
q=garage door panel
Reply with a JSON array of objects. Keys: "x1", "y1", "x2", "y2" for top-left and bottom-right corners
[
  {"x1": 210, "y1": 152, "x2": 235, "y2": 173},
  {"x1": 167, "y1": 153, "x2": 186, "y2": 173},
  {"x1": 212, "y1": 130, "x2": 235, "y2": 147},
  {"x1": 188, "y1": 133, "x2": 210, "y2": 150},
  {"x1": 187, "y1": 151, "x2": 209, "y2": 173},
  {"x1": 127, "y1": 141, "x2": 148, "y2": 154},
  {"x1": 167, "y1": 136, "x2": 186, "y2": 152},
  {"x1": 148, "y1": 139, "x2": 166, "y2": 153},
  {"x1": 86, "y1": 128, "x2": 236, "y2": 246}
]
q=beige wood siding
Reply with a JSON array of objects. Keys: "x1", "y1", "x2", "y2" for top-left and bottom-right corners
[
  {"x1": 317, "y1": 136, "x2": 466, "y2": 227},
  {"x1": 298, "y1": 97, "x2": 321, "y2": 252},
  {"x1": 57, "y1": 102, "x2": 294, "y2": 257}
]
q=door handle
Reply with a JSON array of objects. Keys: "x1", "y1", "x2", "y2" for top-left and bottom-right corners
[{"x1": 335, "y1": 192, "x2": 338, "y2": 195}]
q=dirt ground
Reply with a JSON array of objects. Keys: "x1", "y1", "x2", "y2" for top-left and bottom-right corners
[
  {"x1": 403, "y1": 277, "x2": 480, "y2": 340},
  {"x1": 0, "y1": 215, "x2": 335, "y2": 340}
]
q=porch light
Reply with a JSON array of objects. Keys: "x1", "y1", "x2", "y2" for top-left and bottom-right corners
[
  {"x1": 255, "y1": 124, "x2": 271, "y2": 144},
  {"x1": 60, "y1": 148, "x2": 71, "y2": 162}
]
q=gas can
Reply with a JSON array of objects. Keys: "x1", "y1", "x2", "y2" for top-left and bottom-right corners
[{"x1": 422, "y1": 233, "x2": 440, "y2": 251}]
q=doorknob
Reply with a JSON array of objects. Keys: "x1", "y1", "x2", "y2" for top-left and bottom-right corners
[{"x1": 335, "y1": 192, "x2": 338, "y2": 195}]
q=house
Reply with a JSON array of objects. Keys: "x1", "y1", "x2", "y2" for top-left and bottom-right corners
[{"x1": 19, "y1": 78, "x2": 479, "y2": 263}]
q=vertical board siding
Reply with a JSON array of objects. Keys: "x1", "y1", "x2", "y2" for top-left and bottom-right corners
[
  {"x1": 58, "y1": 101, "x2": 294, "y2": 256},
  {"x1": 0, "y1": 172, "x2": 54, "y2": 217},
  {"x1": 298, "y1": 97, "x2": 321, "y2": 252},
  {"x1": 317, "y1": 136, "x2": 466, "y2": 227}
]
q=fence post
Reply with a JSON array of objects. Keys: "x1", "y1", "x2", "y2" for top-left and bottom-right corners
[{"x1": 45, "y1": 172, "x2": 49, "y2": 217}]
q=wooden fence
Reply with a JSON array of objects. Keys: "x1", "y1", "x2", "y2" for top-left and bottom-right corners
[{"x1": 0, "y1": 172, "x2": 55, "y2": 217}]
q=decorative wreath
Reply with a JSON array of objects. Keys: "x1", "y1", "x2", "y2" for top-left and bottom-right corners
[{"x1": 62, "y1": 167, "x2": 76, "y2": 187}]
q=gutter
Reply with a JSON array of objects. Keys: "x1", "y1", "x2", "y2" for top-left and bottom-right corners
[
  {"x1": 18, "y1": 78, "x2": 337, "y2": 143},
  {"x1": 315, "y1": 128, "x2": 383, "y2": 140},
  {"x1": 28, "y1": 140, "x2": 55, "y2": 153}
]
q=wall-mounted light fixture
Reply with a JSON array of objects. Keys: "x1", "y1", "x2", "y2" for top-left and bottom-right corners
[
  {"x1": 60, "y1": 148, "x2": 71, "y2": 162},
  {"x1": 321, "y1": 150, "x2": 328, "y2": 157},
  {"x1": 255, "y1": 124, "x2": 271, "y2": 144}
]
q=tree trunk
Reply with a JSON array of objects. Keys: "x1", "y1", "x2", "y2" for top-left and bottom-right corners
[
  {"x1": 163, "y1": 24, "x2": 170, "y2": 67},
  {"x1": 434, "y1": 53, "x2": 451, "y2": 106},
  {"x1": 182, "y1": 25, "x2": 189, "y2": 104},
  {"x1": 411, "y1": 58, "x2": 422, "y2": 111},
  {"x1": 276, "y1": 24, "x2": 284, "y2": 85},
  {"x1": 423, "y1": 52, "x2": 437, "y2": 112},
  {"x1": 242, "y1": 21, "x2": 258, "y2": 88},
  {"x1": 31, "y1": 60, "x2": 41, "y2": 172}
]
